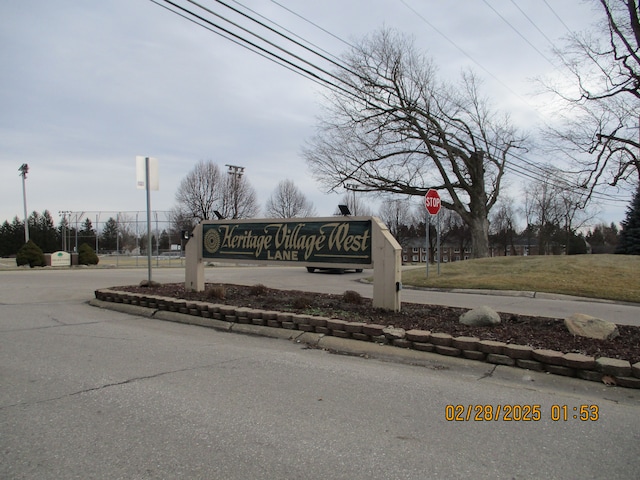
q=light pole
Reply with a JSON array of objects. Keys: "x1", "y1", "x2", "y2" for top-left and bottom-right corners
[
  {"x1": 226, "y1": 164, "x2": 244, "y2": 219},
  {"x1": 344, "y1": 183, "x2": 360, "y2": 215},
  {"x1": 59, "y1": 211, "x2": 71, "y2": 251},
  {"x1": 18, "y1": 164, "x2": 29, "y2": 243}
]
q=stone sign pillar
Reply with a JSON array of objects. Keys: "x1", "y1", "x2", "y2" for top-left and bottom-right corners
[
  {"x1": 371, "y1": 218, "x2": 402, "y2": 311},
  {"x1": 185, "y1": 223, "x2": 204, "y2": 292}
]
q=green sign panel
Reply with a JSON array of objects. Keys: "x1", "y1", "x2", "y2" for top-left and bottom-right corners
[{"x1": 202, "y1": 220, "x2": 372, "y2": 265}]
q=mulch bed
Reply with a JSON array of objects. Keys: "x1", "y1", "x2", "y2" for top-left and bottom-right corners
[{"x1": 115, "y1": 282, "x2": 640, "y2": 364}]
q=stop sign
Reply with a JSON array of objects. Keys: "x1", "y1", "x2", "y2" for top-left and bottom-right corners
[{"x1": 425, "y1": 189, "x2": 441, "y2": 215}]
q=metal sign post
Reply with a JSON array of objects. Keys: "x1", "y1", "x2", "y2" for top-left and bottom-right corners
[
  {"x1": 426, "y1": 212, "x2": 430, "y2": 278},
  {"x1": 136, "y1": 156, "x2": 159, "y2": 285},
  {"x1": 424, "y1": 189, "x2": 442, "y2": 277},
  {"x1": 437, "y1": 209, "x2": 441, "y2": 275}
]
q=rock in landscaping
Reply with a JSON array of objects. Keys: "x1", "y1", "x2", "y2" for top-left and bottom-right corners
[
  {"x1": 595, "y1": 357, "x2": 631, "y2": 377},
  {"x1": 383, "y1": 326, "x2": 406, "y2": 341},
  {"x1": 459, "y1": 306, "x2": 501, "y2": 326},
  {"x1": 564, "y1": 313, "x2": 619, "y2": 340}
]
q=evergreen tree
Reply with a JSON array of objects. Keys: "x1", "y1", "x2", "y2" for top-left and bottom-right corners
[
  {"x1": 16, "y1": 240, "x2": 46, "y2": 267},
  {"x1": 101, "y1": 217, "x2": 118, "y2": 252},
  {"x1": 78, "y1": 243, "x2": 99, "y2": 265},
  {"x1": 37, "y1": 210, "x2": 59, "y2": 253},
  {"x1": 79, "y1": 218, "x2": 96, "y2": 251},
  {"x1": 0, "y1": 218, "x2": 24, "y2": 257},
  {"x1": 159, "y1": 229, "x2": 171, "y2": 251},
  {"x1": 616, "y1": 185, "x2": 640, "y2": 255}
]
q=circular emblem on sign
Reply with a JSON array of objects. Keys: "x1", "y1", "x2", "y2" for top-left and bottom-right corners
[{"x1": 204, "y1": 228, "x2": 221, "y2": 254}]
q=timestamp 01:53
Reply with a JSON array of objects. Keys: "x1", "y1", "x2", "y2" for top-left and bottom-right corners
[{"x1": 444, "y1": 404, "x2": 600, "y2": 422}]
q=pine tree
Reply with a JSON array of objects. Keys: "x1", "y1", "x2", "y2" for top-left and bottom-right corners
[
  {"x1": 16, "y1": 240, "x2": 46, "y2": 267},
  {"x1": 78, "y1": 243, "x2": 99, "y2": 265},
  {"x1": 616, "y1": 185, "x2": 640, "y2": 255}
]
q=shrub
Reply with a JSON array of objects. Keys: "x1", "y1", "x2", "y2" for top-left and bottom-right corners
[
  {"x1": 16, "y1": 240, "x2": 46, "y2": 268},
  {"x1": 206, "y1": 285, "x2": 226, "y2": 300},
  {"x1": 249, "y1": 284, "x2": 269, "y2": 296},
  {"x1": 78, "y1": 243, "x2": 99, "y2": 265},
  {"x1": 291, "y1": 296, "x2": 313, "y2": 309},
  {"x1": 342, "y1": 290, "x2": 363, "y2": 304}
]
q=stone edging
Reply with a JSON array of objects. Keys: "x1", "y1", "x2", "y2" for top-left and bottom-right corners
[{"x1": 93, "y1": 288, "x2": 640, "y2": 389}]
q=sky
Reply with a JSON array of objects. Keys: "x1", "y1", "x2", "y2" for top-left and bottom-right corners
[{"x1": 0, "y1": 0, "x2": 630, "y2": 232}]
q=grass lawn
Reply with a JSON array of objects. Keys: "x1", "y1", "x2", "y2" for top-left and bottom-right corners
[{"x1": 401, "y1": 254, "x2": 640, "y2": 303}]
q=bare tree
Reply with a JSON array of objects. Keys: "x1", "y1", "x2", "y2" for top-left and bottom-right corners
[
  {"x1": 174, "y1": 160, "x2": 259, "y2": 221},
  {"x1": 219, "y1": 172, "x2": 259, "y2": 219},
  {"x1": 169, "y1": 205, "x2": 196, "y2": 239},
  {"x1": 304, "y1": 29, "x2": 526, "y2": 258},
  {"x1": 490, "y1": 197, "x2": 519, "y2": 255},
  {"x1": 336, "y1": 190, "x2": 373, "y2": 217},
  {"x1": 113, "y1": 213, "x2": 136, "y2": 253},
  {"x1": 522, "y1": 167, "x2": 592, "y2": 254},
  {"x1": 377, "y1": 197, "x2": 414, "y2": 243},
  {"x1": 542, "y1": 0, "x2": 640, "y2": 192},
  {"x1": 175, "y1": 160, "x2": 223, "y2": 221},
  {"x1": 439, "y1": 209, "x2": 472, "y2": 258},
  {"x1": 265, "y1": 179, "x2": 317, "y2": 218}
]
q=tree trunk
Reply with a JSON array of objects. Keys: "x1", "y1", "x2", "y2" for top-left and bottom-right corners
[
  {"x1": 465, "y1": 151, "x2": 490, "y2": 258},
  {"x1": 469, "y1": 215, "x2": 490, "y2": 258}
]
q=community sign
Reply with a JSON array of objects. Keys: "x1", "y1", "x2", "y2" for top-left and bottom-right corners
[
  {"x1": 201, "y1": 219, "x2": 372, "y2": 267},
  {"x1": 185, "y1": 216, "x2": 401, "y2": 310}
]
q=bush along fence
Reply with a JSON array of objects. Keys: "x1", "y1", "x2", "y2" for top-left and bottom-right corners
[{"x1": 93, "y1": 288, "x2": 640, "y2": 389}]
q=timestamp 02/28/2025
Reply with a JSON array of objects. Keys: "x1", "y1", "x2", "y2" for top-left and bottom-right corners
[{"x1": 444, "y1": 404, "x2": 600, "y2": 422}]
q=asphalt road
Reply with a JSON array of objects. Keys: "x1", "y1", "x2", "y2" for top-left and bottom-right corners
[
  {"x1": 1, "y1": 267, "x2": 640, "y2": 479},
  {"x1": 2, "y1": 265, "x2": 636, "y2": 325}
]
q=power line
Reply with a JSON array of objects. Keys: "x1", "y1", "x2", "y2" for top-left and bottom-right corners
[
  {"x1": 481, "y1": 0, "x2": 557, "y2": 68},
  {"x1": 151, "y1": 0, "x2": 351, "y2": 96},
  {"x1": 542, "y1": 0, "x2": 574, "y2": 34},
  {"x1": 509, "y1": 0, "x2": 556, "y2": 46},
  {"x1": 209, "y1": 0, "x2": 350, "y2": 75},
  {"x1": 148, "y1": 0, "x2": 628, "y2": 206},
  {"x1": 268, "y1": 0, "x2": 356, "y2": 51}
]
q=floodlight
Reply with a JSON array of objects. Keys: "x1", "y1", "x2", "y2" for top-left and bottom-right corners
[{"x1": 338, "y1": 204, "x2": 351, "y2": 216}]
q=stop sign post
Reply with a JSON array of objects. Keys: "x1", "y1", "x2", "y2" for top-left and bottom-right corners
[{"x1": 424, "y1": 189, "x2": 441, "y2": 277}]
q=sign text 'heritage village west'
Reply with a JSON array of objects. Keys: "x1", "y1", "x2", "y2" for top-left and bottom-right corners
[{"x1": 202, "y1": 220, "x2": 372, "y2": 265}]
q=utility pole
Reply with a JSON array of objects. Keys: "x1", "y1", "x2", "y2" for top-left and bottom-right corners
[
  {"x1": 18, "y1": 164, "x2": 29, "y2": 243},
  {"x1": 226, "y1": 164, "x2": 245, "y2": 219}
]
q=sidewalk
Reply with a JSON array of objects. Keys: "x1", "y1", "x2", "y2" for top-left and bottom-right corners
[{"x1": 396, "y1": 285, "x2": 640, "y2": 327}]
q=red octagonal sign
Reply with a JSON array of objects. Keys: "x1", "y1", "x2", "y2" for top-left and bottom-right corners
[{"x1": 425, "y1": 189, "x2": 441, "y2": 215}]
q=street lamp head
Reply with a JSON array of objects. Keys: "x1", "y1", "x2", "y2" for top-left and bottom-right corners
[
  {"x1": 18, "y1": 163, "x2": 29, "y2": 178},
  {"x1": 225, "y1": 164, "x2": 245, "y2": 177},
  {"x1": 338, "y1": 204, "x2": 351, "y2": 216}
]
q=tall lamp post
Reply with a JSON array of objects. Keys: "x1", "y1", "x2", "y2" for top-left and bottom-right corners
[
  {"x1": 344, "y1": 183, "x2": 360, "y2": 215},
  {"x1": 226, "y1": 164, "x2": 244, "y2": 219},
  {"x1": 58, "y1": 211, "x2": 71, "y2": 251},
  {"x1": 18, "y1": 164, "x2": 29, "y2": 243}
]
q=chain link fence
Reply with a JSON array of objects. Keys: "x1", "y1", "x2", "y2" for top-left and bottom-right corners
[{"x1": 61, "y1": 210, "x2": 187, "y2": 267}]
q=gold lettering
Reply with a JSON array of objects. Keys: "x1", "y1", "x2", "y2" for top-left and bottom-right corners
[
  {"x1": 219, "y1": 225, "x2": 238, "y2": 248},
  {"x1": 215, "y1": 221, "x2": 369, "y2": 260},
  {"x1": 323, "y1": 222, "x2": 370, "y2": 253}
]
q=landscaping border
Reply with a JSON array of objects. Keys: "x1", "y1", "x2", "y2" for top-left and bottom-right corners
[{"x1": 93, "y1": 288, "x2": 640, "y2": 389}]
